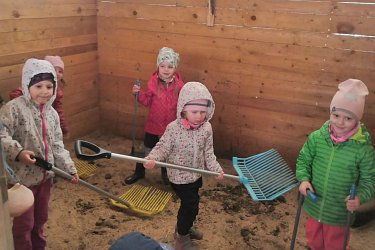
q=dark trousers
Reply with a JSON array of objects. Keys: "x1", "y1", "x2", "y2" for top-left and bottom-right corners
[
  {"x1": 134, "y1": 133, "x2": 166, "y2": 175},
  {"x1": 171, "y1": 178, "x2": 203, "y2": 235}
]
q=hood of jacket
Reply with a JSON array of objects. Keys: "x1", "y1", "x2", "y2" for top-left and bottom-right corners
[
  {"x1": 177, "y1": 81, "x2": 215, "y2": 122},
  {"x1": 21, "y1": 58, "x2": 57, "y2": 107}
]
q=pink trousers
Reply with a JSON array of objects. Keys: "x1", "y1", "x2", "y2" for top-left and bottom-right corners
[
  {"x1": 306, "y1": 217, "x2": 350, "y2": 250},
  {"x1": 12, "y1": 179, "x2": 52, "y2": 250}
]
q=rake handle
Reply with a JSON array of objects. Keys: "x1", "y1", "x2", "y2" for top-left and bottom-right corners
[
  {"x1": 112, "y1": 153, "x2": 240, "y2": 181},
  {"x1": 290, "y1": 191, "x2": 304, "y2": 250},
  {"x1": 74, "y1": 140, "x2": 240, "y2": 181},
  {"x1": 343, "y1": 184, "x2": 356, "y2": 250}
]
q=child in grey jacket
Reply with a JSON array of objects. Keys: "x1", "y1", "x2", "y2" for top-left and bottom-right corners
[
  {"x1": 144, "y1": 81, "x2": 224, "y2": 250},
  {"x1": 0, "y1": 58, "x2": 79, "y2": 250}
]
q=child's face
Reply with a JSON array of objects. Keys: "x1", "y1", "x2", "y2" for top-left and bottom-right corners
[
  {"x1": 54, "y1": 66, "x2": 64, "y2": 81},
  {"x1": 158, "y1": 61, "x2": 175, "y2": 81},
  {"x1": 29, "y1": 80, "x2": 54, "y2": 105},
  {"x1": 330, "y1": 110, "x2": 357, "y2": 137},
  {"x1": 185, "y1": 110, "x2": 207, "y2": 125}
]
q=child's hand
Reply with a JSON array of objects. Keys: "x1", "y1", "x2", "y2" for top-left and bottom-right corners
[
  {"x1": 299, "y1": 181, "x2": 314, "y2": 196},
  {"x1": 17, "y1": 150, "x2": 36, "y2": 166},
  {"x1": 216, "y1": 170, "x2": 224, "y2": 181},
  {"x1": 132, "y1": 84, "x2": 140, "y2": 95},
  {"x1": 345, "y1": 195, "x2": 360, "y2": 212},
  {"x1": 144, "y1": 158, "x2": 155, "y2": 169},
  {"x1": 70, "y1": 173, "x2": 79, "y2": 184}
]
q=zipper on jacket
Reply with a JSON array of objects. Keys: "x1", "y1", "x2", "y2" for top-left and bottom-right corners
[
  {"x1": 318, "y1": 146, "x2": 336, "y2": 221},
  {"x1": 39, "y1": 104, "x2": 49, "y2": 181}
]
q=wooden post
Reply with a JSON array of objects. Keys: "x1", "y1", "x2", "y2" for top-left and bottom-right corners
[
  {"x1": 0, "y1": 134, "x2": 15, "y2": 250},
  {"x1": 207, "y1": 0, "x2": 215, "y2": 27}
]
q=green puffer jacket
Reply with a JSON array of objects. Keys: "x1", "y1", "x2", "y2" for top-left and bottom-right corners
[{"x1": 296, "y1": 121, "x2": 375, "y2": 226}]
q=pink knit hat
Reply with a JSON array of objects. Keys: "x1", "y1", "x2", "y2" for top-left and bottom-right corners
[
  {"x1": 44, "y1": 55, "x2": 64, "y2": 70},
  {"x1": 330, "y1": 79, "x2": 369, "y2": 121},
  {"x1": 183, "y1": 99, "x2": 209, "y2": 112}
]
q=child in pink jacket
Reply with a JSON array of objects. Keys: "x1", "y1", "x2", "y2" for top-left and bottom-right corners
[{"x1": 124, "y1": 47, "x2": 184, "y2": 185}]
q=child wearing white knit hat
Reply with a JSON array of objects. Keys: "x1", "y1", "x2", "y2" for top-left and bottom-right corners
[
  {"x1": 296, "y1": 79, "x2": 375, "y2": 249},
  {"x1": 124, "y1": 47, "x2": 184, "y2": 185}
]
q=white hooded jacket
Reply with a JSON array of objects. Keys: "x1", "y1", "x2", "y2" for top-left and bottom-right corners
[
  {"x1": 0, "y1": 58, "x2": 76, "y2": 186},
  {"x1": 147, "y1": 82, "x2": 222, "y2": 184}
]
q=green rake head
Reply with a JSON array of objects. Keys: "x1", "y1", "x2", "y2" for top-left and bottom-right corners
[{"x1": 110, "y1": 185, "x2": 172, "y2": 216}]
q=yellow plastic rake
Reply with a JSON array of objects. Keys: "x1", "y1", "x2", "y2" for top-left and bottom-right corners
[
  {"x1": 110, "y1": 185, "x2": 172, "y2": 216},
  {"x1": 72, "y1": 158, "x2": 97, "y2": 178},
  {"x1": 34, "y1": 157, "x2": 171, "y2": 216}
]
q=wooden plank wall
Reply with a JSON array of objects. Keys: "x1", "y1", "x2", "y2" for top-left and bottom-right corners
[
  {"x1": 98, "y1": 0, "x2": 375, "y2": 165},
  {"x1": 0, "y1": 0, "x2": 99, "y2": 140}
]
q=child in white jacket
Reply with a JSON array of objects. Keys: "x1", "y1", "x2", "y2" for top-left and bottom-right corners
[
  {"x1": 144, "y1": 81, "x2": 224, "y2": 250},
  {"x1": 0, "y1": 58, "x2": 79, "y2": 250}
]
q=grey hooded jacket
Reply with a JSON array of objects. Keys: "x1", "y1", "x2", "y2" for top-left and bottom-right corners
[
  {"x1": 0, "y1": 58, "x2": 76, "y2": 186},
  {"x1": 148, "y1": 81, "x2": 222, "y2": 184}
]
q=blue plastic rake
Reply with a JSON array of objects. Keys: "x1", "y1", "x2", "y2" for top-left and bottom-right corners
[
  {"x1": 233, "y1": 149, "x2": 299, "y2": 201},
  {"x1": 75, "y1": 140, "x2": 298, "y2": 201}
]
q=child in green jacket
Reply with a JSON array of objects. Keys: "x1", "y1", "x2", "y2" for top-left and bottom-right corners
[{"x1": 296, "y1": 79, "x2": 375, "y2": 250}]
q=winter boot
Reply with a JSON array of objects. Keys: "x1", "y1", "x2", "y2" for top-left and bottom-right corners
[
  {"x1": 174, "y1": 233, "x2": 196, "y2": 250},
  {"x1": 189, "y1": 228, "x2": 203, "y2": 240},
  {"x1": 124, "y1": 163, "x2": 145, "y2": 185}
]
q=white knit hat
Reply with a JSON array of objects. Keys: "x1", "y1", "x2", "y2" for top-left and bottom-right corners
[
  {"x1": 330, "y1": 79, "x2": 369, "y2": 121},
  {"x1": 156, "y1": 47, "x2": 180, "y2": 69}
]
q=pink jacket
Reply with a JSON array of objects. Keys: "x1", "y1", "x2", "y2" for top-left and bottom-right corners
[{"x1": 138, "y1": 71, "x2": 184, "y2": 136}]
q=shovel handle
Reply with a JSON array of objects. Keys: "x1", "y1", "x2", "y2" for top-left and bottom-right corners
[
  {"x1": 74, "y1": 140, "x2": 112, "y2": 161},
  {"x1": 74, "y1": 140, "x2": 241, "y2": 181},
  {"x1": 135, "y1": 79, "x2": 140, "y2": 98}
]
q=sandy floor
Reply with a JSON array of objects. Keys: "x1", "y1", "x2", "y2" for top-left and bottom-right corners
[{"x1": 44, "y1": 131, "x2": 374, "y2": 250}]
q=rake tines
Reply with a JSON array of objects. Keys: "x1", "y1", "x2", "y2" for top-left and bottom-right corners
[{"x1": 232, "y1": 149, "x2": 298, "y2": 201}]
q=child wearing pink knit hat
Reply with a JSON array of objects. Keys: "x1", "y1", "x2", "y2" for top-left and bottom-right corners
[{"x1": 296, "y1": 79, "x2": 375, "y2": 249}]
